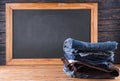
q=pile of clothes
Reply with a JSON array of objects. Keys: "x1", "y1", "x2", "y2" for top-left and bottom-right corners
[{"x1": 61, "y1": 38, "x2": 119, "y2": 79}]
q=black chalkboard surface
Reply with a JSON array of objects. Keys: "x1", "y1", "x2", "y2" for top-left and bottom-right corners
[{"x1": 13, "y1": 9, "x2": 91, "y2": 59}]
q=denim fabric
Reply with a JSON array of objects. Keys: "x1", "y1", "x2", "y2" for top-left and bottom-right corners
[
  {"x1": 62, "y1": 56, "x2": 119, "y2": 78},
  {"x1": 63, "y1": 65, "x2": 75, "y2": 77},
  {"x1": 63, "y1": 65, "x2": 91, "y2": 78},
  {"x1": 63, "y1": 65, "x2": 115, "y2": 79},
  {"x1": 63, "y1": 38, "x2": 118, "y2": 53},
  {"x1": 64, "y1": 53, "x2": 111, "y2": 69},
  {"x1": 63, "y1": 65, "x2": 93, "y2": 78},
  {"x1": 62, "y1": 38, "x2": 119, "y2": 79},
  {"x1": 64, "y1": 52, "x2": 114, "y2": 63}
]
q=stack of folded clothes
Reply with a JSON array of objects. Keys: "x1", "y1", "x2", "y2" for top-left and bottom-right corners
[{"x1": 61, "y1": 38, "x2": 119, "y2": 79}]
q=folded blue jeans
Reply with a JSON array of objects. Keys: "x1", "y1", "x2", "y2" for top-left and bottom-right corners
[
  {"x1": 64, "y1": 52, "x2": 114, "y2": 63},
  {"x1": 63, "y1": 38, "x2": 118, "y2": 53},
  {"x1": 62, "y1": 56, "x2": 119, "y2": 79},
  {"x1": 63, "y1": 65, "x2": 115, "y2": 79},
  {"x1": 62, "y1": 38, "x2": 119, "y2": 79},
  {"x1": 64, "y1": 53, "x2": 111, "y2": 69}
]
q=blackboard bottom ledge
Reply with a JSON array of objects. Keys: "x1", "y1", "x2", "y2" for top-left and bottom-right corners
[{"x1": 6, "y1": 59, "x2": 63, "y2": 65}]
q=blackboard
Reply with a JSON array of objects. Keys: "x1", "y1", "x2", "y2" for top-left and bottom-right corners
[
  {"x1": 13, "y1": 9, "x2": 91, "y2": 59},
  {"x1": 6, "y1": 3, "x2": 98, "y2": 65}
]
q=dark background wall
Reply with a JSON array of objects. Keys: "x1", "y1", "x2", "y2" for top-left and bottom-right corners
[{"x1": 0, "y1": 0, "x2": 120, "y2": 65}]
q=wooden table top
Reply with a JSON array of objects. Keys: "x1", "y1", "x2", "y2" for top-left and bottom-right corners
[{"x1": 0, "y1": 64, "x2": 119, "y2": 81}]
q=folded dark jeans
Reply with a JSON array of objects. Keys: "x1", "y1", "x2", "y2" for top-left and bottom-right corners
[
  {"x1": 64, "y1": 54, "x2": 113, "y2": 68},
  {"x1": 61, "y1": 56, "x2": 119, "y2": 78},
  {"x1": 64, "y1": 52, "x2": 114, "y2": 63},
  {"x1": 63, "y1": 65, "x2": 117, "y2": 79},
  {"x1": 62, "y1": 56, "x2": 113, "y2": 72},
  {"x1": 63, "y1": 38, "x2": 118, "y2": 53}
]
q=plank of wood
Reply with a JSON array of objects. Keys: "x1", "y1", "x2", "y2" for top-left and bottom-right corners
[
  {"x1": 0, "y1": 33, "x2": 5, "y2": 44},
  {"x1": 0, "y1": 22, "x2": 5, "y2": 32},
  {"x1": 99, "y1": 19, "x2": 120, "y2": 25},
  {"x1": 98, "y1": 32, "x2": 120, "y2": 42},
  {"x1": 114, "y1": 52, "x2": 120, "y2": 63},
  {"x1": 98, "y1": 19, "x2": 120, "y2": 32},
  {"x1": 0, "y1": 54, "x2": 5, "y2": 65},
  {"x1": 99, "y1": 9, "x2": 120, "y2": 20},
  {"x1": 0, "y1": 65, "x2": 119, "y2": 81},
  {"x1": 0, "y1": 44, "x2": 5, "y2": 51},
  {"x1": 0, "y1": 11, "x2": 5, "y2": 22},
  {"x1": 98, "y1": 0, "x2": 120, "y2": 9}
]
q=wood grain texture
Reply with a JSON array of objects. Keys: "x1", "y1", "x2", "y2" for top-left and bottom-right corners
[
  {"x1": 0, "y1": 51, "x2": 5, "y2": 55},
  {"x1": 0, "y1": 65, "x2": 120, "y2": 81},
  {"x1": 0, "y1": 33, "x2": 5, "y2": 44},
  {"x1": 99, "y1": 9, "x2": 120, "y2": 20},
  {"x1": 98, "y1": 32, "x2": 120, "y2": 42},
  {"x1": 0, "y1": 54, "x2": 5, "y2": 65},
  {"x1": 0, "y1": 0, "x2": 120, "y2": 65},
  {"x1": 6, "y1": 3, "x2": 97, "y2": 9},
  {"x1": 115, "y1": 46, "x2": 120, "y2": 63},
  {"x1": 0, "y1": 22, "x2": 5, "y2": 33},
  {"x1": 0, "y1": 12, "x2": 5, "y2": 22},
  {"x1": 0, "y1": 44, "x2": 5, "y2": 51},
  {"x1": 6, "y1": 3, "x2": 13, "y2": 65},
  {"x1": 98, "y1": 0, "x2": 120, "y2": 9},
  {"x1": 7, "y1": 59, "x2": 63, "y2": 65},
  {"x1": 98, "y1": 19, "x2": 120, "y2": 32}
]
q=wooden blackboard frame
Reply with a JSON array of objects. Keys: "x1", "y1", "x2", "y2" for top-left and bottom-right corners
[{"x1": 6, "y1": 3, "x2": 98, "y2": 65}]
